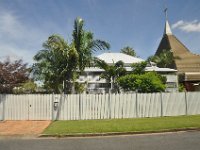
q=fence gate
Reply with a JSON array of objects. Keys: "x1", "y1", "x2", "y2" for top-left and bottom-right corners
[
  {"x1": 4, "y1": 95, "x2": 52, "y2": 120},
  {"x1": 28, "y1": 95, "x2": 52, "y2": 120}
]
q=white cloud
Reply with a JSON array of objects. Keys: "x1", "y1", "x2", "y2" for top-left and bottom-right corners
[
  {"x1": 172, "y1": 20, "x2": 184, "y2": 28},
  {"x1": 0, "y1": 43, "x2": 36, "y2": 64},
  {"x1": 0, "y1": 10, "x2": 49, "y2": 64},
  {"x1": 172, "y1": 20, "x2": 200, "y2": 32},
  {"x1": 0, "y1": 11, "x2": 35, "y2": 40}
]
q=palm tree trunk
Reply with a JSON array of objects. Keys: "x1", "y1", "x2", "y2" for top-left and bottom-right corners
[{"x1": 65, "y1": 80, "x2": 72, "y2": 94}]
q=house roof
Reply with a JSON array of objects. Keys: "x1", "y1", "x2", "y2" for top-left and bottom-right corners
[
  {"x1": 185, "y1": 72, "x2": 200, "y2": 81},
  {"x1": 84, "y1": 67, "x2": 104, "y2": 72},
  {"x1": 84, "y1": 66, "x2": 177, "y2": 73},
  {"x1": 145, "y1": 66, "x2": 177, "y2": 72},
  {"x1": 96, "y1": 53, "x2": 144, "y2": 64}
]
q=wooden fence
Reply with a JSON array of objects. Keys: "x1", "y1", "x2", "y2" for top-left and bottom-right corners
[{"x1": 0, "y1": 92, "x2": 200, "y2": 120}]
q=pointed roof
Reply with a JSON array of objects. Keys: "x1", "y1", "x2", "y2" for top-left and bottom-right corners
[
  {"x1": 155, "y1": 12, "x2": 200, "y2": 81},
  {"x1": 164, "y1": 20, "x2": 172, "y2": 35},
  {"x1": 163, "y1": 8, "x2": 172, "y2": 35}
]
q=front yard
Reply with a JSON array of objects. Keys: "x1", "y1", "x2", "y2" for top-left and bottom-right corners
[{"x1": 43, "y1": 115, "x2": 200, "y2": 136}]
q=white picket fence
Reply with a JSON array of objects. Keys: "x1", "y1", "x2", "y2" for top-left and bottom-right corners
[{"x1": 0, "y1": 92, "x2": 200, "y2": 121}]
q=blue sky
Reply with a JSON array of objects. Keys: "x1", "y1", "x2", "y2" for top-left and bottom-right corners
[{"x1": 0, "y1": 0, "x2": 200, "y2": 64}]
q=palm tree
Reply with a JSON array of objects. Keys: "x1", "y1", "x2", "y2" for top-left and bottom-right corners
[
  {"x1": 94, "y1": 58, "x2": 126, "y2": 93},
  {"x1": 147, "y1": 49, "x2": 179, "y2": 68},
  {"x1": 131, "y1": 61, "x2": 147, "y2": 75},
  {"x1": 33, "y1": 17, "x2": 110, "y2": 93},
  {"x1": 72, "y1": 17, "x2": 110, "y2": 72},
  {"x1": 120, "y1": 46, "x2": 136, "y2": 57},
  {"x1": 33, "y1": 34, "x2": 78, "y2": 93}
]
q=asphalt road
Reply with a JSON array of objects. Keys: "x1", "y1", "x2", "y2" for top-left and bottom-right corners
[{"x1": 0, "y1": 131, "x2": 200, "y2": 150}]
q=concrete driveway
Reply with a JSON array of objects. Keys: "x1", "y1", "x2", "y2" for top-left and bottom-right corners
[{"x1": 0, "y1": 121, "x2": 51, "y2": 136}]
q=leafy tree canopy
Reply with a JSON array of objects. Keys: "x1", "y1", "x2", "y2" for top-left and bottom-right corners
[
  {"x1": 120, "y1": 46, "x2": 136, "y2": 57},
  {"x1": 147, "y1": 49, "x2": 179, "y2": 68},
  {"x1": 131, "y1": 61, "x2": 147, "y2": 74},
  {"x1": 13, "y1": 80, "x2": 37, "y2": 94},
  {"x1": 94, "y1": 58, "x2": 126, "y2": 93},
  {"x1": 0, "y1": 59, "x2": 29, "y2": 93},
  {"x1": 117, "y1": 61, "x2": 166, "y2": 93},
  {"x1": 32, "y1": 17, "x2": 110, "y2": 93},
  {"x1": 32, "y1": 34, "x2": 78, "y2": 94},
  {"x1": 72, "y1": 17, "x2": 110, "y2": 72},
  {"x1": 117, "y1": 72, "x2": 166, "y2": 93}
]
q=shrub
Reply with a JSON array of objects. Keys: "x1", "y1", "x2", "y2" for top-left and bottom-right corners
[{"x1": 117, "y1": 72, "x2": 165, "y2": 93}]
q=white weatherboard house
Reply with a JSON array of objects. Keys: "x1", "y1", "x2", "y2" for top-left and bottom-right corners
[{"x1": 77, "y1": 52, "x2": 178, "y2": 93}]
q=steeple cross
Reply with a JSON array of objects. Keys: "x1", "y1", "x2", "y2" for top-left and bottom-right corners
[{"x1": 164, "y1": 7, "x2": 168, "y2": 20}]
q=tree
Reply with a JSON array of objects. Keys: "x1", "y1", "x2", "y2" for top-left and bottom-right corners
[
  {"x1": 147, "y1": 49, "x2": 179, "y2": 68},
  {"x1": 13, "y1": 80, "x2": 37, "y2": 94},
  {"x1": 120, "y1": 46, "x2": 136, "y2": 57},
  {"x1": 0, "y1": 59, "x2": 29, "y2": 93},
  {"x1": 74, "y1": 82, "x2": 85, "y2": 94},
  {"x1": 117, "y1": 61, "x2": 166, "y2": 93},
  {"x1": 32, "y1": 17, "x2": 110, "y2": 93},
  {"x1": 131, "y1": 61, "x2": 147, "y2": 74},
  {"x1": 72, "y1": 17, "x2": 110, "y2": 72},
  {"x1": 94, "y1": 58, "x2": 126, "y2": 93},
  {"x1": 117, "y1": 72, "x2": 166, "y2": 93},
  {"x1": 32, "y1": 34, "x2": 78, "y2": 94}
]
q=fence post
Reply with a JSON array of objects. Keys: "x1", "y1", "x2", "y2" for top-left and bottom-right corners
[
  {"x1": 108, "y1": 92, "x2": 111, "y2": 119},
  {"x1": 3, "y1": 95, "x2": 6, "y2": 121},
  {"x1": 160, "y1": 92, "x2": 163, "y2": 117},
  {"x1": 135, "y1": 92, "x2": 138, "y2": 118},
  {"x1": 27, "y1": 94, "x2": 30, "y2": 120},
  {"x1": 185, "y1": 92, "x2": 188, "y2": 115},
  {"x1": 79, "y1": 94, "x2": 81, "y2": 120},
  {"x1": 52, "y1": 93, "x2": 54, "y2": 120}
]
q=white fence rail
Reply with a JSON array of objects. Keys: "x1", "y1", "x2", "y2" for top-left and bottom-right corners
[{"x1": 0, "y1": 92, "x2": 200, "y2": 121}]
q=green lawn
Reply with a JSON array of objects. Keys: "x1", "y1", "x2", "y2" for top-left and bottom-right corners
[{"x1": 43, "y1": 115, "x2": 200, "y2": 136}]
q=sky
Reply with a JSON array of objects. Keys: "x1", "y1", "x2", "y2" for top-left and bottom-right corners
[{"x1": 0, "y1": 0, "x2": 200, "y2": 65}]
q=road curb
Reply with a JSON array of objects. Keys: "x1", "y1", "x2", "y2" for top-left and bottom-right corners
[{"x1": 39, "y1": 128, "x2": 200, "y2": 138}]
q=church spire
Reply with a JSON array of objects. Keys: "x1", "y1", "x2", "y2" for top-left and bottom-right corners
[{"x1": 164, "y1": 8, "x2": 172, "y2": 35}]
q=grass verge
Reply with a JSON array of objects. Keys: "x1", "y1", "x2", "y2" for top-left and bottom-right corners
[{"x1": 42, "y1": 115, "x2": 200, "y2": 136}]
